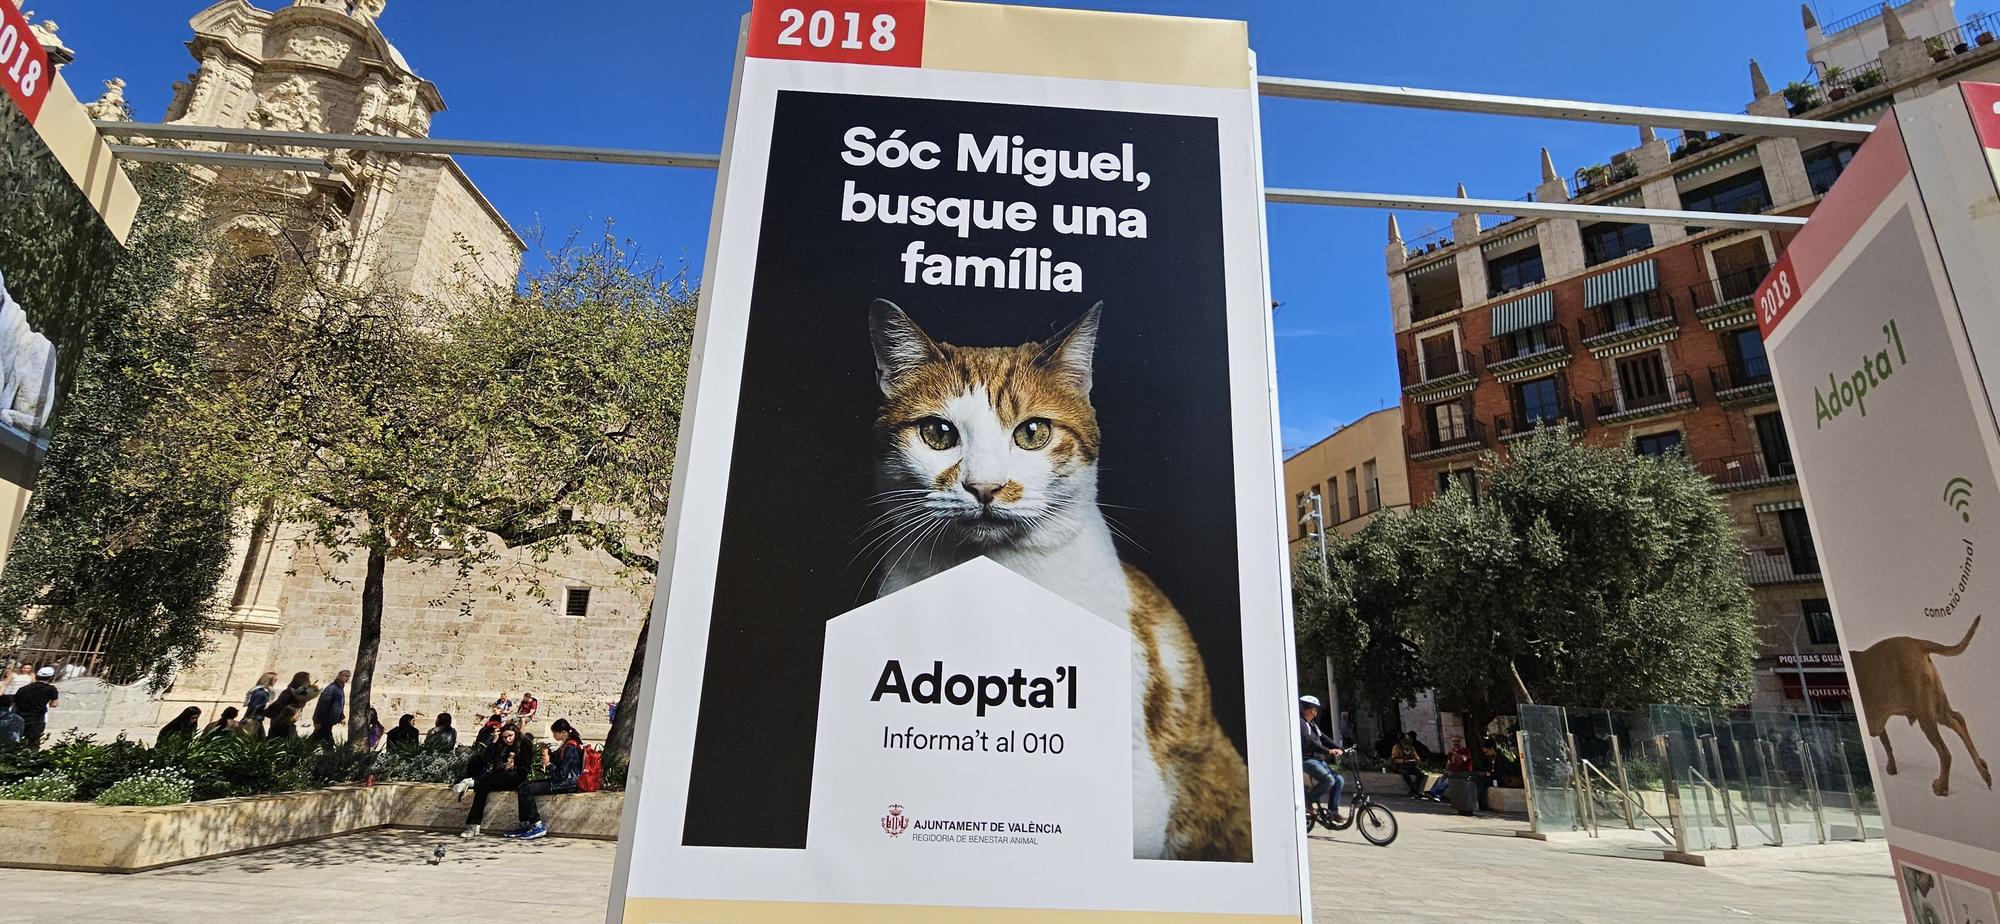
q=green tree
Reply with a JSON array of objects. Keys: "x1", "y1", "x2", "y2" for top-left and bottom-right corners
[
  {"x1": 0, "y1": 166, "x2": 244, "y2": 688},
  {"x1": 1315, "y1": 430, "x2": 1757, "y2": 738},
  {"x1": 198, "y1": 221, "x2": 692, "y2": 747}
]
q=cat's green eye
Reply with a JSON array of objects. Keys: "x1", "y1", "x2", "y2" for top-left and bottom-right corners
[
  {"x1": 915, "y1": 417, "x2": 959, "y2": 450},
  {"x1": 1013, "y1": 418, "x2": 1053, "y2": 450}
]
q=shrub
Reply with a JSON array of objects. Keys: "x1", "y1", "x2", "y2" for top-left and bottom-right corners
[
  {"x1": 0, "y1": 771, "x2": 78, "y2": 802},
  {"x1": 178, "y1": 735, "x2": 316, "y2": 800},
  {"x1": 46, "y1": 734, "x2": 161, "y2": 800},
  {"x1": 94, "y1": 768, "x2": 194, "y2": 807},
  {"x1": 369, "y1": 745, "x2": 465, "y2": 784}
]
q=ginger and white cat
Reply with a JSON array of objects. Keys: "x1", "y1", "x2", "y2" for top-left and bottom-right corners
[{"x1": 866, "y1": 299, "x2": 1251, "y2": 861}]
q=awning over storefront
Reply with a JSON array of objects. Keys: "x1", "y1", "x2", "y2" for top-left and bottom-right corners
[
  {"x1": 1584, "y1": 258, "x2": 1657, "y2": 307},
  {"x1": 1490, "y1": 289, "x2": 1554, "y2": 337}
]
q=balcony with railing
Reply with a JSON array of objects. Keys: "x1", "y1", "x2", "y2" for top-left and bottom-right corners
[
  {"x1": 1400, "y1": 348, "x2": 1480, "y2": 400},
  {"x1": 1742, "y1": 547, "x2": 1822, "y2": 585},
  {"x1": 1709, "y1": 357, "x2": 1775, "y2": 405},
  {"x1": 1695, "y1": 452, "x2": 1797, "y2": 491},
  {"x1": 1407, "y1": 416, "x2": 1488, "y2": 462},
  {"x1": 1483, "y1": 326, "x2": 1571, "y2": 382},
  {"x1": 1494, "y1": 398, "x2": 1587, "y2": 443},
  {"x1": 1576, "y1": 290, "x2": 1681, "y2": 358},
  {"x1": 1591, "y1": 371, "x2": 1697, "y2": 424},
  {"x1": 1782, "y1": 12, "x2": 2000, "y2": 118},
  {"x1": 1688, "y1": 264, "x2": 1770, "y2": 329}
]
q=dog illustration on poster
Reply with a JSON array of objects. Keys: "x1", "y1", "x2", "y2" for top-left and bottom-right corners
[
  {"x1": 1852, "y1": 615, "x2": 1992, "y2": 797},
  {"x1": 864, "y1": 299, "x2": 1252, "y2": 861}
]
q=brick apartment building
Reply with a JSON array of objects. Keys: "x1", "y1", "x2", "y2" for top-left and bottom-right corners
[{"x1": 1385, "y1": 0, "x2": 2000, "y2": 713}]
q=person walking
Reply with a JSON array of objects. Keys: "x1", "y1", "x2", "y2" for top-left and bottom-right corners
[
  {"x1": 424, "y1": 713, "x2": 457, "y2": 750},
  {"x1": 269, "y1": 672, "x2": 318, "y2": 724},
  {"x1": 385, "y1": 713, "x2": 419, "y2": 751},
  {"x1": 268, "y1": 704, "x2": 302, "y2": 739},
  {"x1": 1299, "y1": 696, "x2": 1345, "y2": 825},
  {"x1": 311, "y1": 670, "x2": 349, "y2": 750},
  {"x1": 242, "y1": 671, "x2": 278, "y2": 734},
  {"x1": 12, "y1": 666, "x2": 60, "y2": 747},
  {"x1": 452, "y1": 723, "x2": 534, "y2": 837},
  {"x1": 507, "y1": 719, "x2": 585, "y2": 840},
  {"x1": 0, "y1": 694, "x2": 24, "y2": 745},
  {"x1": 158, "y1": 707, "x2": 201, "y2": 746},
  {"x1": 201, "y1": 706, "x2": 242, "y2": 738}
]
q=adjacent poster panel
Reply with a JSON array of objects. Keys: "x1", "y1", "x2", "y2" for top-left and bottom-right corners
[
  {"x1": 1759, "y1": 83, "x2": 2000, "y2": 923},
  {"x1": 610, "y1": 2, "x2": 1304, "y2": 921},
  {"x1": 0, "y1": 9, "x2": 137, "y2": 565}
]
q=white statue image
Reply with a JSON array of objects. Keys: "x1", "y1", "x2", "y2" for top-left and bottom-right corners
[{"x1": 0, "y1": 268, "x2": 57, "y2": 439}]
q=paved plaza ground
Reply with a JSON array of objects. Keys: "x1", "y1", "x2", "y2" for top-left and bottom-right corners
[{"x1": 1, "y1": 801, "x2": 1901, "y2": 922}]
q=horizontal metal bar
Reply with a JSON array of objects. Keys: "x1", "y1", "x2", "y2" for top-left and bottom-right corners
[
  {"x1": 98, "y1": 121, "x2": 724, "y2": 169},
  {"x1": 1265, "y1": 187, "x2": 1807, "y2": 230},
  {"x1": 1256, "y1": 76, "x2": 1873, "y2": 144},
  {"x1": 108, "y1": 144, "x2": 333, "y2": 174}
]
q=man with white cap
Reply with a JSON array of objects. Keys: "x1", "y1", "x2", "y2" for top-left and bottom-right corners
[
  {"x1": 12, "y1": 665, "x2": 59, "y2": 747},
  {"x1": 1300, "y1": 695, "x2": 1345, "y2": 825}
]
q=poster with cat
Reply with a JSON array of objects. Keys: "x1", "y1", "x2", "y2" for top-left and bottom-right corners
[{"x1": 608, "y1": 2, "x2": 1306, "y2": 923}]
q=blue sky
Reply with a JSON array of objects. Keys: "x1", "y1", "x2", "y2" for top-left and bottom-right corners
[{"x1": 48, "y1": 0, "x2": 1832, "y2": 452}]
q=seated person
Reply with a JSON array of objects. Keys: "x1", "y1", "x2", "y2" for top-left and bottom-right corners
[
  {"x1": 1423, "y1": 735, "x2": 1474, "y2": 802},
  {"x1": 506, "y1": 718, "x2": 587, "y2": 841},
  {"x1": 1390, "y1": 732, "x2": 1425, "y2": 797}
]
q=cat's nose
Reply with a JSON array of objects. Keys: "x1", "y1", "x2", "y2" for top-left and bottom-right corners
[{"x1": 963, "y1": 481, "x2": 1004, "y2": 506}]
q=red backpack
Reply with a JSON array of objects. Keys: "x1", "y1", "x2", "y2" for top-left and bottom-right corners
[{"x1": 578, "y1": 744, "x2": 603, "y2": 793}]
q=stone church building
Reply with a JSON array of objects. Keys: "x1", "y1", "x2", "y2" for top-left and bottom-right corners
[{"x1": 57, "y1": 0, "x2": 650, "y2": 739}]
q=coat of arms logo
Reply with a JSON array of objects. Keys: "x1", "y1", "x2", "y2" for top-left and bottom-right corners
[{"x1": 881, "y1": 803, "x2": 911, "y2": 837}]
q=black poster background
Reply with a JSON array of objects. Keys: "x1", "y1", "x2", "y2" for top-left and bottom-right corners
[{"x1": 682, "y1": 91, "x2": 1240, "y2": 848}]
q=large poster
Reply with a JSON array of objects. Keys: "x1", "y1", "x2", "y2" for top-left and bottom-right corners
[
  {"x1": 609, "y1": 2, "x2": 1305, "y2": 921},
  {"x1": 0, "y1": 7, "x2": 136, "y2": 564},
  {"x1": 1759, "y1": 83, "x2": 2000, "y2": 923}
]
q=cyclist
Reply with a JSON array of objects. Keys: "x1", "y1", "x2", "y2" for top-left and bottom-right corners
[{"x1": 1300, "y1": 695, "x2": 1345, "y2": 825}]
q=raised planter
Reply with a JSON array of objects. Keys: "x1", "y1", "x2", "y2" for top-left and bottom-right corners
[{"x1": 0, "y1": 782, "x2": 623, "y2": 873}]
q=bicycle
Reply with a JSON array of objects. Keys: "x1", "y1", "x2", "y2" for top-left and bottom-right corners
[{"x1": 1303, "y1": 755, "x2": 1399, "y2": 847}]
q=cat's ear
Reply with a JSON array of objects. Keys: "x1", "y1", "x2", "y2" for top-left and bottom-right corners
[
  {"x1": 1034, "y1": 301, "x2": 1102, "y2": 394},
  {"x1": 869, "y1": 299, "x2": 941, "y2": 395}
]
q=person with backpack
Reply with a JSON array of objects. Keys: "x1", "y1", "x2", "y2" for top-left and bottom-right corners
[{"x1": 506, "y1": 718, "x2": 594, "y2": 841}]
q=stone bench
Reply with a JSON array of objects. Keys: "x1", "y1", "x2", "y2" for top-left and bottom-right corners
[{"x1": 0, "y1": 782, "x2": 623, "y2": 873}]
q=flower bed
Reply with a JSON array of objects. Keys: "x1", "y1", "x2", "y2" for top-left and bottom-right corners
[{"x1": 0, "y1": 782, "x2": 623, "y2": 873}]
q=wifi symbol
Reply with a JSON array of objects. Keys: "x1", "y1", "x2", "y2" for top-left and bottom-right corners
[{"x1": 1944, "y1": 477, "x2": 1975, "y2": 523}]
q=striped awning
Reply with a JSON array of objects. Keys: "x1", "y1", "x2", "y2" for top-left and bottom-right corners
[
  {"x1": 1490, "y1": 290, "x2": 1554, "y2": 337},
  {"x1": 1482, "y1": 228, "x2": 1536, "y2": 252},
  {"x1": 1603, "y1": 190, "x2": 1644, "y2": 209},
  {"x1": 1674, "y1": 148, "x2": 1755, "y2": 183},
  {"x1": 1755, "y1": 499, "x2": 1805, "y2": 513},
  {"x1": 1584, "y1": 258, "x2": 1657, "y2": 307},
  {"x1": 1408, "y1": 257, "x2": 1455, "y2": 278}
]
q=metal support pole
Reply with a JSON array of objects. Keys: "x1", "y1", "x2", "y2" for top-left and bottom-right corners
[
  {"x1": 1611, "y1": 735, "x2": 1635, "y2": 829},
  {"x1": 1800, "y1": 739, "x2": 1828, "y2": 845},
  {"x1": 1756, "y1": 741, "x2": 1784, "y2": 847},
  {"x1": 1264, "y1": 187, "x2": 1804, "y2": 231},
  {"x1": 1708, "y1": 736, "x2": 1740, "y2": 849},
  {"x1": 1516, "y1": 730, "x2": 1539, "y2": 834},
  {"x1": 106, "y1": 144, "x2": 334, "y2": 174},
  {"x1": 1568, "y1": 732, "x2": 1594, "y2": 836},
  {"x1": 1659, "y1": 736, "x2": 1689, "y2": 855},
  {"x1": 1838, "y1": 741, "x2": 1868, "y2": 841},
  {"x1": 1253, "y1": 75, "x2": 1874, "y2": 144}
]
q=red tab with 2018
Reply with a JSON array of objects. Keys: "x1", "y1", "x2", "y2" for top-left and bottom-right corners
[{"x1": 747, "y1": 1, "x2": 924, "y2": 68}]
